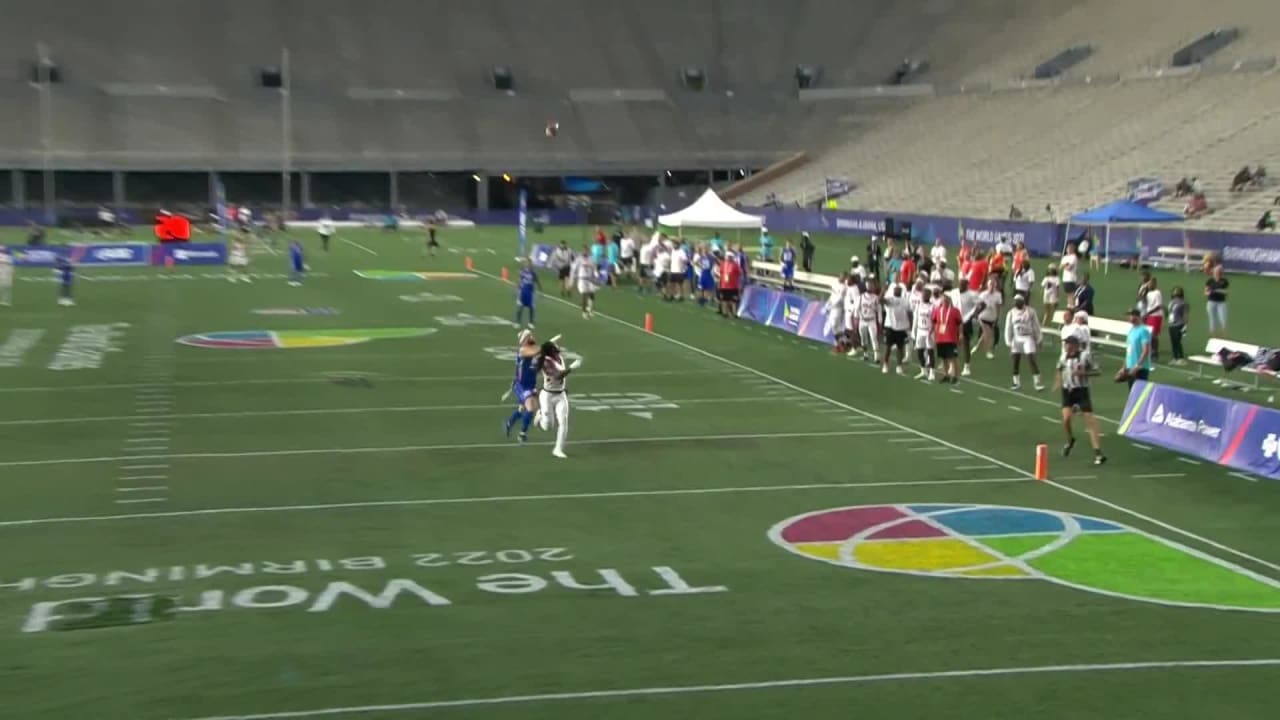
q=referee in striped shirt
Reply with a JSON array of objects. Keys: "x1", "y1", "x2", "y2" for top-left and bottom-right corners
[{"x1": 1056, "y1": 335, "x2": 1107, "y2": 465}]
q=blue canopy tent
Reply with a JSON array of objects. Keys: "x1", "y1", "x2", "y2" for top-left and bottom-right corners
[{"x1": 1066, "y1": 200, "x2": 1183, "y2": 274}]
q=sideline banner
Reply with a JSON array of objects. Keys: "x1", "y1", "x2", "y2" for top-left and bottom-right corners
[
  {"x1": 2, "y1": 243, "x2": 150, "y2": 267},
  {"x1": 151, "y1": 242, "x2": 228, "y2": 266},
  {"x1": 736, "y1": 285, "x2": 837, "y2": 345},
  {"x1": 1118, "y1": 381, "x2": 1279, "y2": 480}
]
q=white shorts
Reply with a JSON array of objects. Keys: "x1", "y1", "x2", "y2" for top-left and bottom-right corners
[
  {"x1": 230, "y1": 255, "x2": 248, "y2": 268},
  {"x1": 913, "y1": 333, "x2": 935, "y2": 350},
  {"x1": 1010, "y1": 337, "x2": 1038, "y2": 355},
  {"x1": 577, "y1": 281, "x2": 597, "y2": 295}
]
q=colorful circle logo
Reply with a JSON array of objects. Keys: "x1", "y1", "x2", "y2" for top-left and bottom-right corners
[{"x1": 769, "y1": 504, "x2": 1280, "y2": 613}]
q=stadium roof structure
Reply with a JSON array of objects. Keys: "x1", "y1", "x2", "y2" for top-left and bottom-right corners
[{"x1": 658, "y1": 188, "x2": 763, "y2": 229}]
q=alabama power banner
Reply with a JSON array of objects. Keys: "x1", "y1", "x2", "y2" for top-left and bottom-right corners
[{"x1": 1118, "y1": 381, "x2": 1280, "y2": 480}]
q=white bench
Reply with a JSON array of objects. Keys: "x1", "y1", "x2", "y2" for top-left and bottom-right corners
[
  {"x1": 751, "y1": 261, "x2": 835, "y2": 295},
  {"x1": 1050, "y1": 314, "x2": 1131, "y2": 350},
  {"x1": 1189, "y1": 338, "x2": 1275, "y2": 390},
  {"x1": 1149, "y1": 245, "x2": 1210, "y2": 272}
]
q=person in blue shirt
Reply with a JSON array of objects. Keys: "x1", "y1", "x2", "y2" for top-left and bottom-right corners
[
  {"x1": 1122, "y1": 308, "x2": 1153, "y2": 389},
  {"x1": 696, "y1": 245, "x2": 716, "y2": 306},
  {"x1": 605, "y1": 239, "x2": 620, "y2": 287},
  {"x1": 288, "y1": 239, "x2": 305, "y2": 286},
  {"x1": 780, "y1": 239, "x2": 797, "y2": 291},
  {"x1": 515, "y1": 259, "x2": 541, "y2": 327},
  {"x1": 55, "y1": 255, "x2": 75, "y2": 306},
  {"x1": 503, "y1": 329, "x2": 542, "y2": 444},
  {"x1": 710, "y1": 232, "x2": 724, "y2": 257},
  {"x1": 759, "y1": 227, "x2": 774, "y2": 261}
]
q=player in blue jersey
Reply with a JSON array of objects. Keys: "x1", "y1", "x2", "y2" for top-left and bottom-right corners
[
  {"x1": 515, "y1": 259, "x2": 541, "y2": 327},
  {"x1": 781, "y1": 239, "x2": 797, "y2": 291},
  {"x1": 288, "y1": 239, "x2": 305, "y2": 286},
  {"x1": 503, "y1": 329, "x2": 542, "y2": 443},
  {"x1": 696, "y1": 245, "x2": 716, "y2": 306},
  {"x1": 55, "y1": 255, "x2": 75, "y2": 306}
]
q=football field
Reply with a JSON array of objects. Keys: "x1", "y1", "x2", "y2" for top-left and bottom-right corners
[{"x1": 1, "y1": 226, "x2": 1278, "y2": 719}]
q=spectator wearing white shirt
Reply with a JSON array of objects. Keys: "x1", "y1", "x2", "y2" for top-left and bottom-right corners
[
  {"x1": 668, "y1": 243, "x2": 690, "y2": 300},
  {"x1": 930, "y1": 239, "x2": 947, "y2": 269},
  {"x1": 976, "y1": 277, "x2": 1003, "y2": 359},
  {"x1": 1137, "y1": 274, "x2": 1165, "y2": 362},
  {"x1": 638, "y1": 237, "x2": 658, "y2": 295},
  {"x1": 1060, "y1": 246, "x2": 1080, "y2": 295},
  {"x1": 950, "y1": 278, "x2": 980, "y2": 376},
  {"x1": 654, "y1": 245, "x2": 672, "y2": 301},
  {"x1": 1040, "y1": 264, "x2": 1061, "y2": 326},
  {"x1": 881, "y1": 282, "x2": 912, "y2": 375},
  {"x1": 619, "y1": 234, "x2": 636, "y2": 276},
  {"x1": 317, "y1": 216, "x2": 336, "y2": 252},
  {"x1": 1060, "y1": 310, "x2": 1091, "y2": 360},
  {"x1": 1012, "y1": 263, "x2": 1036, "y2": 304}
]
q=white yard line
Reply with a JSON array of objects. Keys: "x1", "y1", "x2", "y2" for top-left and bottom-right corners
[
  {"x1": 0, "y1": 429, "x2": 906, "y2": 469},
  {"x1": 175, "y1": 658, "x2": 1280, "y2": 720},
  {"x1": 956, "y1": 465, "x2": 999, "y2": 471},
  {"x1": 1, "y1": 396, "x2": 768, "y2": 427},
  {"x1": 1229, "y1": 472, "x2": 1260, "y2": 483},
  {"x1": 476, "y1": 270, "x2": 1280, "y2": 576},
  {"x1": 116, "y1": 486, "x2": 169, "y2": 492},
  {"x1": 114, "y1": 498, "x2": 166, "y2": 505},
  {"x1": 341, "y1": 237, "x2": 379, "y2": 256},
  {"x1": 1177, "y1": 457, "x2": 1203, "y2": 466},
  {"x1": 117, "y1": 476, "x2": 169, "y2": 482},
  {"x1": 978, "y1": 397, "x2": 997, "y2": 404},
  {"x1": 0, "y1": 476, "x2": 1027, "y2": 528},
  {"x1": 1132, "y1": 473, "x2": 1187, "y2": 479},
  {"x1": 0, "y1": 369, "x2": 723, "y2": 394}
]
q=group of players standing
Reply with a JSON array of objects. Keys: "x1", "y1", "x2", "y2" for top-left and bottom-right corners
[{"x1": 542, "y1": 229, "x2": 756, "y2": 320}]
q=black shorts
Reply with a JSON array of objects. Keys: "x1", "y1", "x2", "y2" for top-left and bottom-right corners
[
  {"x1": 718, "y1": 288, "x2": 740, "y2": 303},
  {"x1": 1063, "y1": 281, "x2": 1079, "y2": 295},
  {"x1": 962, "y1": 320, "x2": 974, "y2": 344},
  {"x1": 1127, "y1": 368, "x2": 1150, "y2": 388},
  {"x1": 557, "y1": 266, "x2": 571, "y2": 280},
  {"x1": 427, "y1": 237, "x2": 439, "y2": 248},
  {"x1": 937, "y1": 342, "x2": 957, "y2": 360},
  {"x1": 981, "y1": 319, "x2": 996, "y2": 332},
  {"x1": 886, "y1": 329, "x2": 908, "y2": 348},
  {"x1": 1062, "y1": 387, "x2": 1093, "y2": 412}
]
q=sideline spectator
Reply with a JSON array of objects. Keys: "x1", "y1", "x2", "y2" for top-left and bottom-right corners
[
  {"x1": 1122, "y1": 309, "x2": 1153, "y2": 389},
  {"x1": 1060, "y1": 244, "x2": 1080, "y2": 295},
  {"x1": 1183, "y1": 193, "x2": 1209, "y2": 219},
  {"x1": 1071, "y1": 273, "x2": 1095, "y2": 317},
  {"x1": 1204, "y1": 265, "x2": 1229, "y2": 337},
  {"x1": 1230, "y1": 166, "x2": 1253, "y2": 193},
  {"x1": 1251, "y1": 165, "x2": 1268, "y2": 188},
  {"x1": 1168, "y1": 287, "x2": 1188, "y2": 365},
  {"x1": 1138, "y1": 275, "x2": 1164, "y2": 361},
  {"x1": 1008, "y1": 204, "x2": 1025, "y2": 220},
  {"x1": 800, "y1": 231, "x2": 815, "y2": 272},
  {"x1": 1174, "y1": 177, "x2": 1193, "y2": 198},
  {"x1": 1256, "y1": 210, "x2": 1276, "y2": 231},
  {"x1": 27, "y1": 221, "x2": 46, "y2": 246}
]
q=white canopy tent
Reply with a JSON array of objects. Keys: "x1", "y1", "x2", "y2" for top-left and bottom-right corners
[{"x1": 658, "y1": 188, "x2": 763, "y2": 230}]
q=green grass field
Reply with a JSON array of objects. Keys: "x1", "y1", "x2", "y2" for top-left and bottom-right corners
[{"x1": 1, "y1": 225, "x2": 1278, "y2": 719}]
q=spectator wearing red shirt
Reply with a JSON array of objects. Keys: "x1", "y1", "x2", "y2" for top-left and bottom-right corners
[
  {"x1": 717, "y1": 255, "x2": 742, "y2": 317},
  {"x1": 594, "y1": 226, "x2": 607, "y2": 247},
  {"x1": 932, "y1": 293, "x2": 963, "y2": 383},
  {"x1": 899, "y1": 255, "x2": 917, "y2": 285},
  {"x1": 965, "y1": 254, "x2": 989, "y2": 294}
]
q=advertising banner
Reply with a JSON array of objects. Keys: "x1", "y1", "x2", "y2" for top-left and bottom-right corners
[
  {"x1": 736, "y1": 285, "x2": 837, "y2": 346},
  {"x1": 529, "y1": 244, "x2": 553, "y2": 268},
  {"x1": 1118, "y1": 380, "x2": 1279, "y2": 480},
  {"x1": 2, "y1": 243, "x2": 149, "y2": 267},
  {"x1": 151, "y1": 242, "x2": 228, "y2": 266}
]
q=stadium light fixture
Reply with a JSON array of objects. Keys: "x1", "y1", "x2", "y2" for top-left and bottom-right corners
[{"x1": 472, "y1": 174, "x2": 482, "y2": 182}]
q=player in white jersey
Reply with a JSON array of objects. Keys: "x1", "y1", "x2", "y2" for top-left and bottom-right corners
[
  {"x1": 951, "y1": 278, "x2": 980, "y2": 376},
  {"x1": 653, "y1": 245, "x2": 672, "y2": 300},
  {"x1": 1004, "y1": 294, "x2": 1044, "y2": 390},
  {"x1": 976, "y1": 277, "x2": 1003, "y2": 359},
  {"x1": 1060, "y1": 309, "x2": 1092, "y2": 359},
  {"x1": 881, "y1": 282, "x2": 912, "y2": 375},
  {"x1": 227, "y1": 236, "x2": 251, "y2": 283},
  {"x1": 669, "y1": 242, "x2": 690, "y2": 300},
  {"x1": 637, "y1": 237, "x2": 657, "y2": 295},
  {"x1": 857, "y1": 282, "x2": 882, "y2": 362},
  {"x1": 911, "y1": 287, "x2": 938, "y2": 381},
  {"x1": 619, "y1": 234, "x2": 636, "y2": 277},
  {"x1": 536, "y1": 340, "x2": 581, "y2": 459},
  {"x1": 571, "y1": 246, "x2": 598, "y2": 318},
  {"x1": 842, "y1": 276, "x2": 862, "y2": 356},
  {"x1": 822, "y1": 274, "x2": 847, "y2": 353},
  {"x1": 317, "y1": 216, "x2": 336, "y2": 252},
  {"x1": 0, "y1": 247, "x2": 13, "y2": 306},
  {"x1": 1040, "y1": 264, "x2": 1061, "y2": 326}
]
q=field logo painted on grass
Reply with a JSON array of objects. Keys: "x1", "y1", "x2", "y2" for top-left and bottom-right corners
[
  {"x1": 47, "y1": 323, "x2": 130, "y2": 371},
  {"x1": 176, "y1": 328, "x2": 436, "y2": 350},
  {"x1": 769, "y1": 503, "x2": 1280, "y2": 613},
  {"x1": 0, "y1": 329, "x2": 45, "y2": 368},
  {"x1": 355, "y1": 270, "x2": 475, "y2": 281},
  {"x1": 251, "y1": 307, "x2": 340, "y2": 316}
]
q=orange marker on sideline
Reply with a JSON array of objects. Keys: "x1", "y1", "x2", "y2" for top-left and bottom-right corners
[
  {"x1": 465, "y1": 256, "x2": 474, "y2": 270},
  {"x1": 164, "y1": 256, "x2": 175, "y2": 271},
  {"x1": 1034, "y1": 443, "x2": 1049, "y2": 481},
  {"x1": 501, "y1": 266, "x2": 510, "y2": 282},
  {"x1": 644, "y1": 313, "x2": 654, "y2": 333}
]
